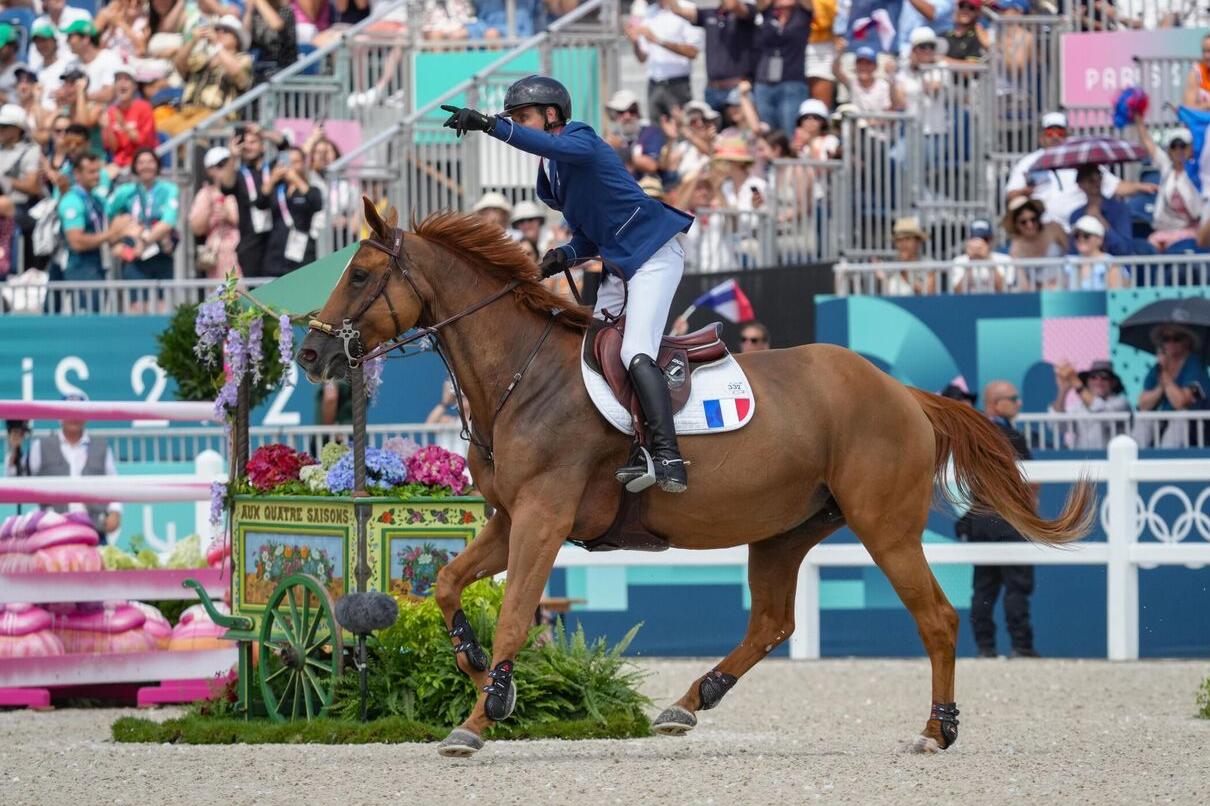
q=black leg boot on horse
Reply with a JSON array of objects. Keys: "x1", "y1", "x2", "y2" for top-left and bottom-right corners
[{"x1": 615, "y1": 354, "x2": 688, "y2": 493}]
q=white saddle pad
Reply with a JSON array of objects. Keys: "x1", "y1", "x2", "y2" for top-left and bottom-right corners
[{"x1": 581, "y1": 334, "x2": 757, "y2": 436}]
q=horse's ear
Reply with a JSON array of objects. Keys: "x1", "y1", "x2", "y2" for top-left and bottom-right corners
[
  {"x1": 384, "y1": 205, "x2": 399, "y2": 231},
  {"x1": 363, "y1": 195, "x2": 388, "y2": 240}
]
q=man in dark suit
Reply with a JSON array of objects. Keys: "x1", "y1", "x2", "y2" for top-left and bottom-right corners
[
  {"x1": 956, "y1": 380, "x2": 1040, "y2": 659},
  {"x1": 441, "y1": 77, "x2": 695, "y2": 494}
]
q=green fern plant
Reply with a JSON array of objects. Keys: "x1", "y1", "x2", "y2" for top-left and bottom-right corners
[{"x1": 330, "y1": 580, "x2": 650, "y2": 728}]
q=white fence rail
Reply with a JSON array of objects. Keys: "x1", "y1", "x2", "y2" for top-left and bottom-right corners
[{"x1": 553, "y1": 436, "x2": 1210, "y2": 660}]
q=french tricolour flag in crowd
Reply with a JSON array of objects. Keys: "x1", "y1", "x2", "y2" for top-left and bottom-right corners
[
  {"x1": 703, "y1": 397, "x2": 751, "y2": 429},
  {"x1": 692, "y1": 279, "x2": 754, "y2": 324}
]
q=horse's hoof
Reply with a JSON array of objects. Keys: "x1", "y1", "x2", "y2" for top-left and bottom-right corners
[
  {"x1": 909, "y1": 735, "x2": 943, "y2": 754},
  {"x1": 437, "y1": 728, "x2": 484, "y2": 757},
  {"x1": 652, "y1": 705, "x2": 697, "y2": 736}
]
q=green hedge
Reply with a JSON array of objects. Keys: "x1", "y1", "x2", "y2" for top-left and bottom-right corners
[{"x1": 112, "y1": 711, "x2": 649, "y2": 745}]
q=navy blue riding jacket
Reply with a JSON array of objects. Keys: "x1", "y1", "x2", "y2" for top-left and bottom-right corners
[{"x1": 488, "y1": 117, "x2": 693, "y2": 279}]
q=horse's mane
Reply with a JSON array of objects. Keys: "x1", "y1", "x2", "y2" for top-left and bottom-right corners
[{"x1": 411, "y1": 211, "x2": 593, "y2": 330}]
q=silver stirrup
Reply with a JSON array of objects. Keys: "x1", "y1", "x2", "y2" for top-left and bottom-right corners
[{"x1": 623, "y1": 446, "x2": 657, "y2": 493}]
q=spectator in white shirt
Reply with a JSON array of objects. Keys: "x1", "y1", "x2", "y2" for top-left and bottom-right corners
[
  {"x1": 1005, "y1": 110, "x2": 1151, "y2": 231},
  {"x1": 64, "y1": 19, "x2": 123, "y2": 105},
  {"x1": 1051, "y1": 360, "x2": 1130, "y2": 450},
  {"x1": 29, "y1": 24, "x2": 71, "y2": 112},
  {"x1": 1134, "y1": 121, "x2": 1202, "y2": 252},
  {"x1": 896, "y1": 27, "x2": 950, "y2": 138},
  {"x1": 31, "y1": 0, "x2": 94, "y2": 72},
  {"x1": 625, "y1": 0, "x2": 703, "y2": 119},
  {"x1": 951, "y1": 217, "x2": 1014, "y2": 293},
  {"x1": 21, "y1": 395, "x2": 122, "y2": 542}
]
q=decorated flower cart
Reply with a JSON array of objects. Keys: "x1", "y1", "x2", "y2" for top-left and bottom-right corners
[{"x1": 182, "y1": 248, "x2": 487, "y2": 722}]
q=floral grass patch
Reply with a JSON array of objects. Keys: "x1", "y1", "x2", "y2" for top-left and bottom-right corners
[{"x1": 111, "y1": 712, "x2": 650, "y2": 745}]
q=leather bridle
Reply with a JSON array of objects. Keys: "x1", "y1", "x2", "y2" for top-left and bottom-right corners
[{"x1": 306, "y1": 227, "x2": 556, "y2": 461}]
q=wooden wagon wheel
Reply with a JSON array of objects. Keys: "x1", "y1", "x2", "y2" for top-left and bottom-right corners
[{"x1": 258, "y1": 574, "x2": 344, "y2": 722}]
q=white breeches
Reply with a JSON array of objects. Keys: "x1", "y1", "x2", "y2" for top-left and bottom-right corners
[{"x1": 594, "y1": 237, "x2": 685, "y2": 367}]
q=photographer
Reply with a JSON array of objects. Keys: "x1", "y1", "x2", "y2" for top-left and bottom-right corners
[
  {"x1": 158, "y1": 16, "x2": 253, "y2": 136},
  {"x1": 231, "y1": 123, "x2": 288, "y2": 276},
  {"x1": 260, "y1": 145, "x2": 321, "y2": 277}
]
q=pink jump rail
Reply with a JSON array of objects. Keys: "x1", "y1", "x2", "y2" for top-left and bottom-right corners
[{"x1": 0, "y1": 399, "x2": 218, "y2": 422}]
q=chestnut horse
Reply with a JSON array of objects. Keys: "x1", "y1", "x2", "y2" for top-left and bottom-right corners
[{"x1": 298, "y1": 201, "x2": 1093, "y2": 757}]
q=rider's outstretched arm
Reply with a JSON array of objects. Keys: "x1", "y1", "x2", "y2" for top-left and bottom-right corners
[{"x1": 489, "y1": 117, "x2": 596, "y2": 165}]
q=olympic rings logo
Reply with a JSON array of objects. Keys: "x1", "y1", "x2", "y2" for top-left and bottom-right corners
[{"x1": 1099, "y1": 486, "x2": 1210, "y2": 544}]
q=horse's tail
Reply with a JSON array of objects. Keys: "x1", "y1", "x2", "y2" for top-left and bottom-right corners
[{"x1": 907, "y1": 387, "x2": 1095, "y2": 545}]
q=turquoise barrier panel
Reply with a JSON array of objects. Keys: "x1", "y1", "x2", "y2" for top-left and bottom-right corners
[
  {"x1": 413, "y1": 47, "x2": 601, "y2": 133},
  {"x1": 0, "y1": 317, "x2": 450, "y2": 428}
]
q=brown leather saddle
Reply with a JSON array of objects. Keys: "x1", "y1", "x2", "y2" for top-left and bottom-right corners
[
  {"x1": 575, "y1": 319, "x2": 732, "y2": 553},
  {"x1": 582, "y1": 317, "x2": 730, "y2": 420}
]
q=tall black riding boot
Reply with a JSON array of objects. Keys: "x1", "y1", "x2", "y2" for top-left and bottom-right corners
[{"x1": 615, "y1": 354, "x2": 688, "y2": 493}]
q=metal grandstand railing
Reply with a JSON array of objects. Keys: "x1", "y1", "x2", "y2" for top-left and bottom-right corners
[
  {"x1": 833, "y1": 253, "x2": 1210, "y2": 296},
  {"x1": 985, "y1": 12, "x2": 1067, "y2": 156},
  {"x1": 317, "y1": 0, "x2": 619, "y2": 256}
]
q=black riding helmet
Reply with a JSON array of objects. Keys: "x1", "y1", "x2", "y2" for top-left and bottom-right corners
[{"x1": 502, "y1": 75, "x2": 572, "y2": 129}]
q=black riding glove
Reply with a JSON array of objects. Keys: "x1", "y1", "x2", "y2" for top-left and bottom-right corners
[
  {"x1": 441, "y1": 104, "x2": 495, "y2": 137},
  {"x1": 538, "y1": 248, "x2": 569, "y2": 278}
]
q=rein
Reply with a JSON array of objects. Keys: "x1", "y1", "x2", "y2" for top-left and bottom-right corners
[{"x1": 306, "y1": 228, "x2": 556, "y2": 462}]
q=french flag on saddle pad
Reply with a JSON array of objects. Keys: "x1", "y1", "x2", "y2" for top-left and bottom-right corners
[
  {"x1": 703, "y1": 397, "x2": 751, "y2": 429},
  {"x1": 690, "y1": 279, "x2": 754, "y2": 324}
]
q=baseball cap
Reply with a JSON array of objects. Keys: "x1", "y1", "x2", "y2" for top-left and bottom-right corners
[
  {"x1": 204, "y1": 146, "x2": 232, "y2": 169},
  {"x1": 854, "y1": 46, "x2": 878, "y2": 63},
  {"x1": 724, "y1": 88, "x2": 743, "y2": 107},
  {"x1": 113, "y1": 63, "x2": 137, "y2": 82},
  {"x1": 1041, "y1": 111, "x2": 1068, "y2": 129},
  {"x1": 968, "y1": 218, "x2": 993, "y2": 242},
  {"x1": 0, "y1": 23, "x2": 16, "y2": 48},
  {"x1": 13, "y1": 65, "x2": 37, "y2": 84},
  {"x1": 683, "y1": 99, "x2": 720, "y2": 120},
  {"x1": 1073, "y1": 215, "x2": 1105, "y2": 238},
  {"x1": 797, "y1": 98, "x2": 829, "y2": 121},
  {"x1": 606, "y1": 89, "x2": 640, "y2": 113},
  {"x1": 909, "y1": 27, "x2": 938, "y2": 47},
  {"x1": 31, "y1": 23, "x2": 57, "y2": 40},
  {"x1": 61, "y1": 19, "x2": 98, "y2": 37},
  {"x1": 61, "y1": 66, "x2": 87, "y2": 83}
]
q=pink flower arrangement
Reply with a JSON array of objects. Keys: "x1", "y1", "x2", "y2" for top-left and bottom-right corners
[
  {"x1": 406, "y1": 445, "x2": 469, "y2": 495},
  {"x1": 246, "y1": 444, "x2": 316, "y2": 491}
]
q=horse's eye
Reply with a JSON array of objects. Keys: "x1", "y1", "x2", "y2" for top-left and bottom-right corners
[{"x1": 350, "y1": 268, "x2": 369, "y2": 285}]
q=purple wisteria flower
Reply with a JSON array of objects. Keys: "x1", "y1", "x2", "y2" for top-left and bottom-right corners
[
  {"x1": 247, "y1": 317, "x2": 264, "y2": 384},
  {"x1": 364, "y1": 356, "x2": 385, "y2": 402},
  {"x1": 209, "y1": 481, "x2": 226, "y2": 526},
  {"x1": 194, "y1": 292, "x2": 227, "y2": 363},
  {"x1": 214, "y1": 329, "x2": 247, "y2": 420},
  {"x1": 278, "y1": 315, "x2": 293, "y2": 365}
]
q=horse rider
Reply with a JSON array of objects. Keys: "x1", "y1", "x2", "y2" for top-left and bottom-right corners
[{"x1": 442, "y1": 76, "x2": 694, "y2": 493}]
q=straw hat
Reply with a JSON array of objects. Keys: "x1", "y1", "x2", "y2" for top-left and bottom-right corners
[
  {"x1": 713, "y1": 138, "x2": 754, "y2": 163},
  {"x1": 892, "y1": 216, "x2": 927, "y2": 241},
  {"x1": 638, "y1": 175, "x2": 664, "y2": 199},
  {"x1": 1001, "y1": 196, "x2": 1046, "y2": 237},
  {"x1": 472, "y1": 191, "x2": 512, "y2": 214}
]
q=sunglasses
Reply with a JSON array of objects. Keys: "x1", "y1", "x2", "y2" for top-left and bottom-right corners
[
  {"x1": 740, "y1": 336, "x2": 767, "y2": 343},
  {"x1": 1169, "y1": 141, "x2": 1190, "y2": 149},
  {"x1": 1074, "y1": 231, "x2": 1098, "y2": 240},
  {"x1": 1161, "y1": 333, "x2": 1189, "y2": 342},
  {"x1": 958, "y1": 2, "x2": 978, "y2": 8},
  {"x1": 615, "y1": 107, "x2": 639, "y2": 117},
  {"x1": 914, "y1": 43, "x2": 937, "y2": 51}
]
